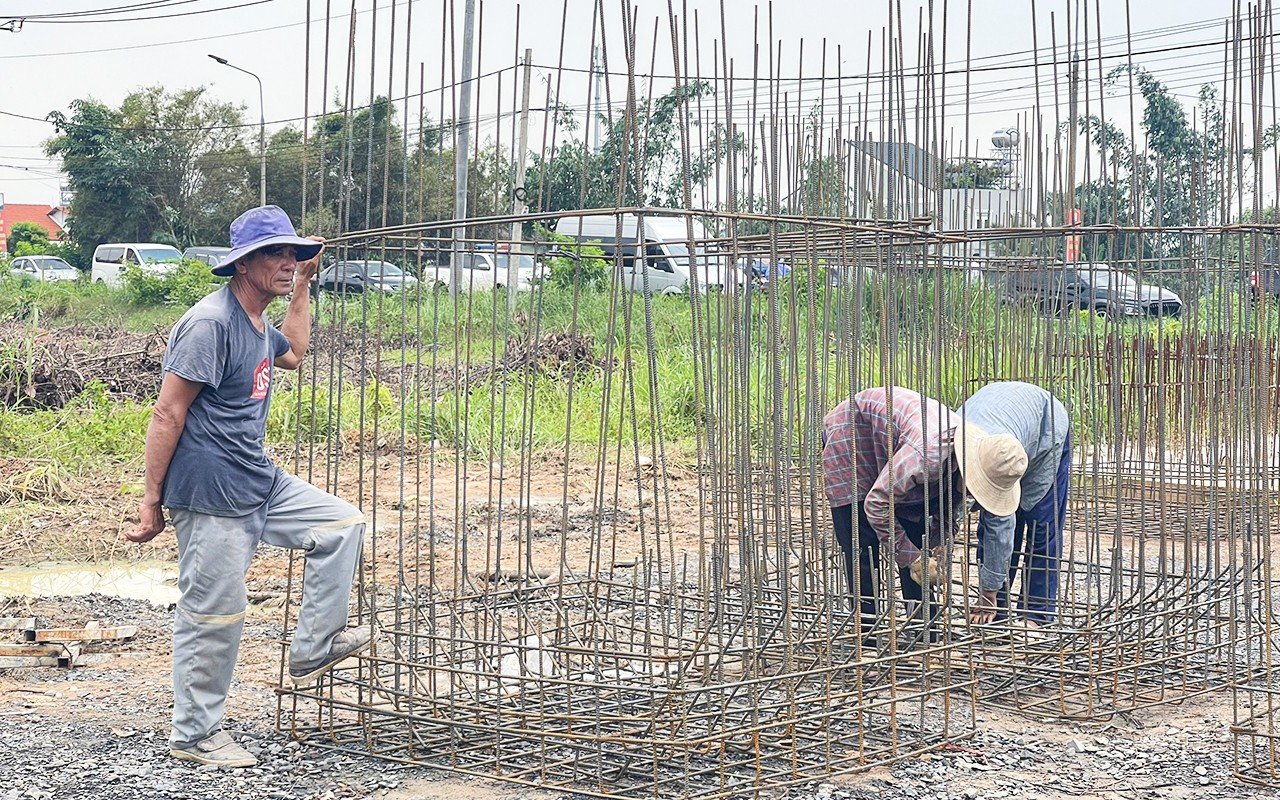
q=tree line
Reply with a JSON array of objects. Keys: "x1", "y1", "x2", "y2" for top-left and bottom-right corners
[{"x1": 31, "y1": 67, "x2": 1267, "y2": 273}]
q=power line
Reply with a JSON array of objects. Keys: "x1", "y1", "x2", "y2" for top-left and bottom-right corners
[
  {"x1": 6, "y1": 0, "x2": 276, "y2": 25},
  {"x1": 0, "y1": 0, "x2": 391, "y2": 59},
  {"x1": 6, "y1": 1, "x2": 193, "y2": 21}
]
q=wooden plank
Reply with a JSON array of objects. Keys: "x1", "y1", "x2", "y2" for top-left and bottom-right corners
[
  {"x1": 31, "y1": 625, "x2": 138, "y2": 643},
  {"x1": 0, "y1": 656, "x2": 60, "y2": 669},
  {"x1": 0, "y1": 643, "x2": 63, "y2": 658},
  {"x1": 0, "y1": 643, "x2": 77, "y2": 669},
  {"x1": 0, "y1": 618, "x2": 36, "y2": 632}
]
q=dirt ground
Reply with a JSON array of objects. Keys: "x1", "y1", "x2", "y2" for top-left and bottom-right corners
[{"x1": 2, "y1": 453, "x2": 1276, "y2": 800}]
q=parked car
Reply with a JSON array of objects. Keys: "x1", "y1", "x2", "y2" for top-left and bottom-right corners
[
  {"x1": 554, "y1": 212, "x2": 737, "y2": 294},
  {"x1": 420, "y1": 248, "x2": 546, "y2": 292},
  {"x1": 9, "y1": 255, "x2": 79, "y2": 283},
  {"x1": 739, "y1": 257, "x2": 792, "y2": 288},
  {"x1": 183, "y1": 246, "x2": 232, "y2": 269},
  {"x1": 1003, "y1": 264, "x2": 1182, "y2": 319},
  {"x1": 316, "y1": 260, "x2": 419, "y2": 294},
  {"x1": 1246, "y1": 246, "x2": 1280, "y2": 301},
  {"x1": 90, "y1": 243, "x2": 183, "y2": 287},
  {"x1": 1248, "y1": 269, "x2": 1278, "y2": 300}
]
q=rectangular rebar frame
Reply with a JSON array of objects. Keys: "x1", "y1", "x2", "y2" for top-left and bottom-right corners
[
  {"x1": 284, "y1": 579, "x2": 975, "y2": 799},
  {"x1": 272, "y1": 0, "x2": 1280, "y2": 794}
]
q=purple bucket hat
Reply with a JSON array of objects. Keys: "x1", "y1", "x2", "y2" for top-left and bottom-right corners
[{"x1": 214, "y1": 205, "x2": 324, "y2": 277}]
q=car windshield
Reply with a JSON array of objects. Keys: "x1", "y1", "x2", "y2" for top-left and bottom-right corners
[
  {"x1": 495, "y1": 254, "x2": 537, "y2": 270},
  {"x1": 665, "y1": 243, "x2": 693, "y2": 265},
  {"x1": 362, "y1": 261, "x2": 404, "y2": 277},
  {"x1": 1079, "y1": 269, "x2": 1134, "y2": 290},
  {"x1": 139, "y1": 247, "x2": 182, "y2": 263},
  {"x1": 33, "y1": 258, "x2": 74, "y2": 270}
]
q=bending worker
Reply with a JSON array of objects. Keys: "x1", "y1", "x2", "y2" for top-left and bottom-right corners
[
  {"x1": 821, "y1": 387, "x2": 965, "y2": 629},
  {"x1": 955, "y1": 381, "x2": 1070, "y2": 626},
  {"x1": 127, "y1": 205, "x2": 370, "y2": 768}
]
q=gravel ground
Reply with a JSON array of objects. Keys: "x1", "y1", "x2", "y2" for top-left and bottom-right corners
[
  {"x1": 0, "y1": 595, "x2": 440, "y2": 800},
  {"x1": 0, "y1": 594, "x2": 1274, "y2": 800},
  {"x1": 784, "y1": 719, "x2": 1259, "y2": 800}
]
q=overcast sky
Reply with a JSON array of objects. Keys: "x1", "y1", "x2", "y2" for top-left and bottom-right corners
[{"x1": 0, "y1": 0, "x2": 1263, "y2": 207}]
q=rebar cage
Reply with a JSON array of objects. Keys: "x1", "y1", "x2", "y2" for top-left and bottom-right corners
[{"x1": 265, "y1": 0, "x2": 1280, "y2": 795}]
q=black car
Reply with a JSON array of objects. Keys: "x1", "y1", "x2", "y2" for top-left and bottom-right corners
[
  {"x1": 1004, "y1": 264, "x2": 1182, "y2": 319},
  {"x1": 316, "y1": 260, "x2": 419, "y2": 294},
  {"x1": 1248, "y1": 248, "x2": 1280, "y2": 301},
  {"x1": 182, "y1": 246, "x2": 231, "y2": 268}
]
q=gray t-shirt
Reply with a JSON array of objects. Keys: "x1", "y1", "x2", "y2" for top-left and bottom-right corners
[{"x1": 161, "y1": 285, "x2": 291, "y2": 515}]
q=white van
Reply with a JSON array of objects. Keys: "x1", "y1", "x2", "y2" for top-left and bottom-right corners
[
  {"x1": 553, "y1": 211, "x2": 736, "y2": 294},
  {"x1": 91, "y1": 243, "x2": 183, "y2": 287}
]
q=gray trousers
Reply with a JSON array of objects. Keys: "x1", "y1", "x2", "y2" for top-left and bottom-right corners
[{"x1": 169, "y1": 470, "x2": 365, "y2": 748}]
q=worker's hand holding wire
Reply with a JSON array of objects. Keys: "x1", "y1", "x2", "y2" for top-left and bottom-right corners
[
  {"x1": 909, "y1": 549, "x2": 946, "y2": 591},
  {"x1": 968, "y1": 589, "x2": 999, "y2": 625}
]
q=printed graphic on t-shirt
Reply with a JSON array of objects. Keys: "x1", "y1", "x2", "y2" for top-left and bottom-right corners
[{"x1": 250, "y1": 357, "x2": 271, "y2": 400}]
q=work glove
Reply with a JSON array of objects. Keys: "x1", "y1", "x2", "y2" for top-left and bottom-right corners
[{"x1": 908, "y1": 551, "x2": 947, "y2": 591}]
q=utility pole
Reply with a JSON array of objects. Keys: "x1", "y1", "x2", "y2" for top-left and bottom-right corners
[
  {"x1": 592, "y1": 46, "x2": 603, "y2": 150},
  {"x1": 451, "y1": 0, "x2": 476, "y2": 296},
  {"x1": 508, "y1": 49, "x2": 533, "y2": 313}
]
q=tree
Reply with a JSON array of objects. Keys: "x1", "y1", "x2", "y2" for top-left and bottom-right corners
[
  {"x1": 527, "y1": 82, "x2": 741, "y2": 214},
  {"x1": 46, "y1": 87, "x2": 256, "y2": 262},
  {"x1": 944, "y1": 160, "x2": 1005, "y2": 189},
  {"x1": 1062, "y1": 66, "x2": 1276, "y2": 298},
  {"x1": 7, "y1": 222, "x2": 49, "y2": 255},
  {"x1": 262, "y1": 98, "x2": 507, "y2": 234}
]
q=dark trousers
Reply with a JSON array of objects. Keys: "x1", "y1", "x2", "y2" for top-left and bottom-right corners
[
  {"x1": 832, "y1": 501, "x2": 937, "y2": 628},
  {"x1": 976, "y1": 433, "x2": 1071, "y2": 625}
]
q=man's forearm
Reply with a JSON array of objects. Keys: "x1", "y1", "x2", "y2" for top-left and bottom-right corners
[
  {"x1": 864, "y1": 491, "x2": 922, "y2": 567},
  {"x1": 979, "y1": 511, "x2": 1016, "y2": 591},
  {"x1": 142, "y1": 408, "x2": 186, "y2": 502},
  {"x1": 280, "y1": 287, "x2": 312, "y2": 361}
]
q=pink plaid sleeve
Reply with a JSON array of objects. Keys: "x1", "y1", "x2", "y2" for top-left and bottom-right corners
[
  {"x1": 821, "y1": 400, "x2": 857, "y2": 507},
  {"x1": 862, "y1": 447, "x2": 927, "y2": 567}
]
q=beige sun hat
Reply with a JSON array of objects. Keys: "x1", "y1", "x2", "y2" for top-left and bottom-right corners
[{"x1": 953, "y1": 423, "x2": 1029, "y2": 517}]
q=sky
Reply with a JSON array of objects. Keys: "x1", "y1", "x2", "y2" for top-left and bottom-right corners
[{"x1": 0, "y1": 0, "x2": 1267, "y2": 207}]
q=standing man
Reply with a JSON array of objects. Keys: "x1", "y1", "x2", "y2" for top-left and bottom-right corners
[
  {"x1": 127, "y1": 205, "x2": 370, "y2": 768},
  {"x1": 955, "y1": 381, "x2": 1070, "y2": 626},
  {"x1": 821, "y1": 387, "x2": 965, "y2": 631}
]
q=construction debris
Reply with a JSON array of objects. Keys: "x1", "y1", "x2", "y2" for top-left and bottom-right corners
[{"x1": 0, "y1": 617, "x2": 136, "y2": 670}]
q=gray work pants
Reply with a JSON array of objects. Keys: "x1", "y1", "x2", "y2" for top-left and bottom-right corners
[{"x1": 168, "y1": 469, "x2": 365, "y2": 748}]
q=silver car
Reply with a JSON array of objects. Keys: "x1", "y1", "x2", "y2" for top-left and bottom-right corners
[{"x1": 10, "y1": 255, "x2": 79, "y2": 283}]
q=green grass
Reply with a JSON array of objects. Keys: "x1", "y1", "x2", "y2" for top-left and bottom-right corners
[
  {"x1": 0, "y1": 382, "x2": 151, "y2": 500},
  {"x1": 2, "y1": 271, "x2": 1276, "y2": 473}
]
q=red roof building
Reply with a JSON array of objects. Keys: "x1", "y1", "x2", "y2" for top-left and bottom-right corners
[{"x1": 0, "y1": 203, "x2": 69, "y2": 252}]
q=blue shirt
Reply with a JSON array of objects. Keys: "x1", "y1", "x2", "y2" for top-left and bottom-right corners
[
  {"x1": 161, "y1": 285, "x2": 291, "y2": 516},
  {"x1": 958, "y1": 382, "x2": 1069, "y2": 591}
]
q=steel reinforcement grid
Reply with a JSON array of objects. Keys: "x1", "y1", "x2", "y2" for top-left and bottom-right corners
[{"x1": 267, "y1": 0, "x2": 1280, "y2": 796}]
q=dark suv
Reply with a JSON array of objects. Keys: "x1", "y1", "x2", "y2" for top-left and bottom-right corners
[
  {"x1": 1004, "y1": 264, "x2": 1182, "y2": 319},
  {"x1": 1248, "y1": 249, "x2": 1280, "y2": 301}
]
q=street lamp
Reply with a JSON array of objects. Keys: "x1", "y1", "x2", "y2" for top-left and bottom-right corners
[{"x1": 209, "y1": 53, "x2": 266, "y2": 207}]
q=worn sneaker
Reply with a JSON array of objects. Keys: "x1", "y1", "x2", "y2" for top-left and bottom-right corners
[
  {"x1": 170, "y1": 731, "x2": 257, "y2": 768},
  {"x1": 288, "y1": 627, "x2": 373, "y2": 685}
]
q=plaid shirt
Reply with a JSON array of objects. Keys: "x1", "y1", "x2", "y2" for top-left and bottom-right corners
[{"x1": 822, "y1": 387, "x2": 962, "y2": 566}]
